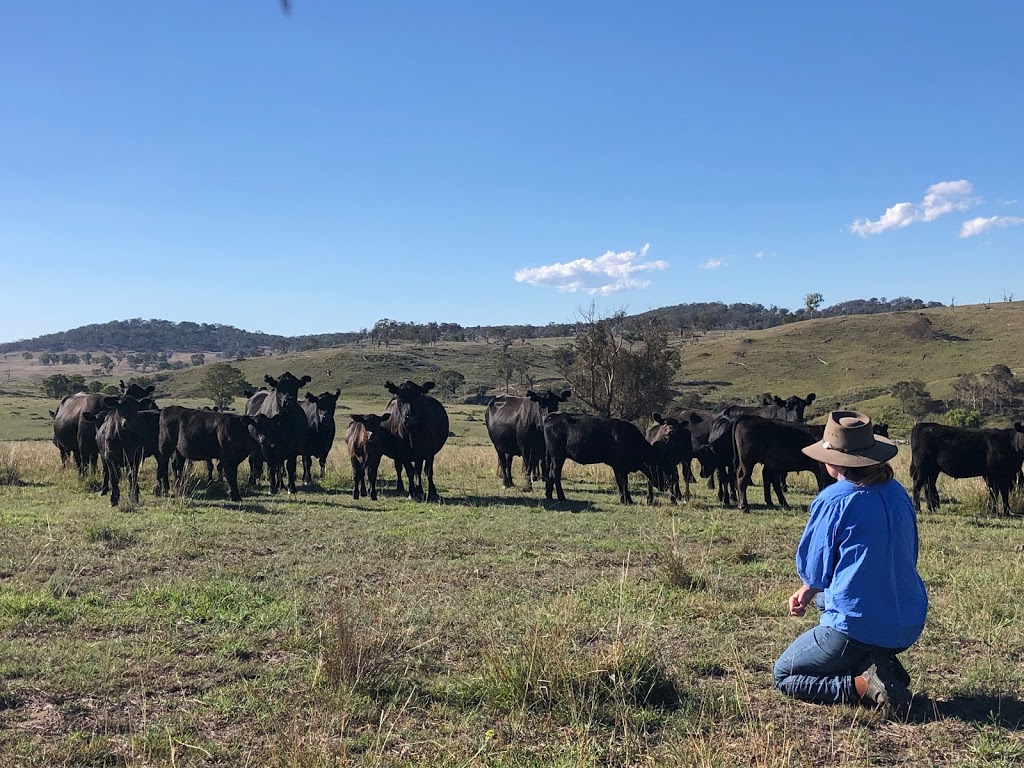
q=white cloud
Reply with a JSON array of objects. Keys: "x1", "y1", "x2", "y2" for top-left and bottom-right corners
[
  {"x1": 514, "y1": 244, "x2": 667, "y2": 294},
  {"x1": 959, "y1": 215, "x2": 1024, "y2": 238},
  {"x1": 698, "y1": 259, "x2": 727, "y2": 270},
  {"x1": 850, "y1": 180, "x2": 976, "y2": 236}
]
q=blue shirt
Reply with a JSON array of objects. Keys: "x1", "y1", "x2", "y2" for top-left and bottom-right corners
[{"x1": 796, "y1": 478, "x2": 928, "y2": 649}]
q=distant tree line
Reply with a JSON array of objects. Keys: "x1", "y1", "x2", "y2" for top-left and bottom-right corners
[{"x1": 1, "y1": 297, "x2": 944, "y2": 355}]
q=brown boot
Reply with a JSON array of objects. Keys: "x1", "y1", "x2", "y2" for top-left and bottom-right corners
[{"x1": 855, "y1": 654, "x2": 911, "y2": 716}]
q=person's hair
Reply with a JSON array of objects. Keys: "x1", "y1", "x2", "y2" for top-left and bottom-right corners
[{"x1": 839, "y1": 462, "x2": 894, "y2": 486}]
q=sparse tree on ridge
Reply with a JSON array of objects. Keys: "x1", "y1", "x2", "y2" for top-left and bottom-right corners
[{"x1": 201, "y1": 363, "x2": 250, "y2": 409}]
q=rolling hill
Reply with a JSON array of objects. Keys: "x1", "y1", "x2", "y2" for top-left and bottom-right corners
[{"x1": 2, "y1": 301, "x2": 1022, "y2": 441}]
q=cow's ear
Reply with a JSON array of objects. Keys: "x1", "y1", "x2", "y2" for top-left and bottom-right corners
[
  {"x1": 103, "y1": 396, "x2": 120, "y2": 409},
  {"x1": 560, "y1": 390, "x2": 571, "y2": 401},
  {"x1": 351, "y1": 414, "x2": 366, "y2": 424},
  {"x1": 762, "y1": 395, "x2": 775, "y2": 405},
  {"x1": 774, "y1": 396, "x2": 787, "y2": 407},
  {"x1": 48, "y1": 410, "x2": 56, "y2": 418},
  {"x1": 82, "y1": 412, "x2": 96, "y2": 423},
  {"x1": 119, "y1": 380, "x2": 126, "y2": 389},
  {"x1": 806, "y1": 393, "x2": 817, "y2": 403},
  {"x1": 422, "y1": 381, "x2": 435, "y2": 392},
  {"x1": 264, "y1": 375, "x2": 277, "y2": 388},
  {"x1": 652, "y1": 412, "x2": 664, "y2": 424},
  {"x1": 145, "y1": 385, "x2": 156, "y2": 394},
  {"x1": 306, "y1": 392, "x2": 317, "y2": 402},
  {"x1": 689, "y1": 413, "x2": 703, "y2": 424},
  {"x1": 1015, "y1": 422, "x2": 1024, "y2": 433},
  {"x1": 380, "y1": 412, "x2": 391, "y2": 423},
  {"x1": 333, "y1": 389, "x2": 341, "y2": 399},
  {"x1": 240, "y1": 416, "x2": 255, "y2": 428},
  {"x1": 138, "y1": 399, "x2": 156, "y2": 410},
  {"x1": 301, "y1": 375, "x2": 311, "y2": 385},
  {"x1": 385, "y1": 381, "x2": 399, "y2": 394},
  {"x1": 526, "y1": 389, "x2": 537, "y2": 399}
]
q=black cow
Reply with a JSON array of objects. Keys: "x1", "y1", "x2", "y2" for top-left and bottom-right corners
[
  {"x1": 662, "y1": 408, "x2": 711, "y2": 488},
  {"x1": 543, "y1": 413, "x2": 674, "y2": 504},
  {"x1": 300, "y1": 389, "x2": 341, "y2": 483},
  {"x1": 82, "y1": 397, "x2": 154, "y2": 507},
  {"x1": 694, "y1": 415, "x2": 739, "y2": 507},
  {"x1": 485, "y1": 389, "x2": 572, "y2": 489},
  {"x1": 48, "y1": 408, "x2": 70, "y2": 466},
  {"x1": 245, "y1": 372, "x2": 311, "y2": 494},
  {"x1": 731, "y1": 415, "x2": 831, "y2": 512},
  {"x1": 345, "y1": 413, "x2": 400, "y2": 500},
  {"x1": 156, "y1": 406, "x2": 268, "y2": 502},
  {"x1": 119, "y1": 380, "x2": 156, "y2": 400},
  {"x1": 51, "y1": 393, "x2": 107, "y2": 474},
  {"x1": 715, "y1": 392, "x2": 816, "y2": 423},
  {"x1": 646, "y1": 413, "x2": 693, "y2": 503},
  {"x1": 910, "y1": 422, "x2": 1024, "y2": 515},
  {"x1": 382, "y1": 380, "x2": 450, "y2": 501}
]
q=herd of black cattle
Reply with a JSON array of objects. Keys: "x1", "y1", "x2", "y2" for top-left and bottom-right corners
[{"x1": 47, "y1": 373, "x2": 1024, "y2": 515}]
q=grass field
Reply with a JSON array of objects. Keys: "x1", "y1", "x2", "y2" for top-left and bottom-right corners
[{"x1": 1, "y1": 435, "x2": 1022, "y2": 767}]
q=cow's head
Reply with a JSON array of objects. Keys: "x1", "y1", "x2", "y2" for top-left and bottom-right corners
[
  {"x1": 872, "y1": 423, "x2": 890, "y2": 439},
  {"x1": 248, "y1": 413, "x2": 285, "y2": 457},
  {"x1": 306, "y1": 389, "x2": 341, "y2": 415},
  {"x1": 693, "y1": 445, "x2": 717, "y2": 479},
  {"x1": 385, "y1": 380, "x2": 434, "y2": 401},
  {"x1": 527, "y1": 389, "x2": 572, "y2": 412},
  {"x1": 351, "y1": 412, "x2": 392, "y2": 442},
  {"x1": 265, "y1": 372, "x2": 311, "y2": 407},
  {"x1": 784, "y1": 393, "x2": 816, "y2": 421},
  {"x1": 119, "y1": 381, "x2": 156, "y2": 400}
]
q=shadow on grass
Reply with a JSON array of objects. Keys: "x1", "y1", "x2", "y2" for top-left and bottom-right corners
[
  {"x1": 442, "y1": 493, "x2": 556, "y2": 510},
  {"x1": 909, "y1": 693, "x2": 1024, "y2": 729}
]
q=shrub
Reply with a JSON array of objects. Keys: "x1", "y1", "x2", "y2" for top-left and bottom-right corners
[{"x1": 946, "y1": 408, "x2": 984, "y2": 428}]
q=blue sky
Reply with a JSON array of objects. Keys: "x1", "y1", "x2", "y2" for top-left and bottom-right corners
[{"x1": 2, "y1": 1, "x2": 1022, "y2": 342}]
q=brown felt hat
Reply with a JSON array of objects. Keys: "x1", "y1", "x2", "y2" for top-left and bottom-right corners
[{"x1": 801, "y1": 411, "x2": 898, "y2": 468}]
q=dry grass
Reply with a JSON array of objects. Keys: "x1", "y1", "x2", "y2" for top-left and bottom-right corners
[{"x1": 0, "y1": 435, "x2": 1023, "y2": 766}]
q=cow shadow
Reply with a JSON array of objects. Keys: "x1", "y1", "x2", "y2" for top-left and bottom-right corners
[
  {"x1": 232, "y1": 501, "x2": 286, "y2": 515},
  {"x1": 540, "y1": 498, "x2": 597, "y2": 513},
  {"x1": 443, "y1": 493, "x2": 566, "y2": 510},
  {"x1": 904, "y1": 693, "x2": 1024, "y2": 729}
]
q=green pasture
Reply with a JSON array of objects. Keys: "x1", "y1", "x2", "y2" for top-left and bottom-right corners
[{"x1": 0, "y1": 437, "x2": 1022, "y2": 767}]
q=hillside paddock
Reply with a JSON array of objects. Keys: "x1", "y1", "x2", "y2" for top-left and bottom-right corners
[{"x1": 0, "y1": 434, "x2": 1022, "y2": 767}]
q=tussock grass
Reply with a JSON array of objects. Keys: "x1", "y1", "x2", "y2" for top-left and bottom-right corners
[{"x1": 0, "y1": 444, "x2": 21, "y2": 486}]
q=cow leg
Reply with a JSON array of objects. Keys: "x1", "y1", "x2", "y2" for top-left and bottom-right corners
[
  {"x1": 171, "y1": 454, "x2": 186, "y2": 488},
  {"x1": 762, "y1": 469, "x2": 775, "y2": 509},
  {"x1": 129, "y1": 454, "x2": 142, "y2": 504},
  {"x1": 301, "y1": 454, "x2": 312, "y2": 485},
  {"x1": 773, "y1": 474, "x2": 790, "y2": 510},
  {"x1": 108, "y1": 463, "x2": 120, "y2": 507},
  {"x1": 367, "y1": 459, "x2": 380, "y2": 500},
  {"x1": 286, "y1": 456, "x2": 299, "y2": 494},
  {"x1": 100, "y1": 459, "x2": 110, "y2": 496},
  {"x1": 736, "y1": 462, "x2": 751, "y2": 513},
  {"x1": 154, "y1": 452, "x2": 168, "y2": 496},
  {"x1": 248, "y1": 454, "x2": 263, "y2": 488},
  {"x1": 224, "y1": 461, "x2": 243, "y2": 502},
  {"x1": 911, "y1": 471, "x2": 925, "y2": 513},
  {"x1": 679, "y1": 463, "x2": 690, "y2": 501},
  {"x1": 351, "y1": 458, "x2": 363, "y2": 499},
  {"x1": 927, "y1": 474, "x2": 940, "y2": 512},
  {"x1": 393, "y1": 459, "x2": 406, "y2": 496},
  {"x1": 205, "y1": 460, "x2": 215, "y2": 482},
  {"x1": 497, "y1": 451, "x2": 514, "y2": 488},
  {"x1": 546, "y1": 454, "x2": 566, "y2": 502},
  {"x1": 1001, "y1": 479, "x2": 1013, "y2": 516},
  {"x1": 319, "y1": 456, "x2": 327, "y2": 479},
  {"x1": 425, "y1": 456, "x2": 440, "y2": 502}
]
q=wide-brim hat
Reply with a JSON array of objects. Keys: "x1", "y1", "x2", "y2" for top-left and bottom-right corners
[{"x1": 801, "y1": 411, "x2": 898, "y2": 468}]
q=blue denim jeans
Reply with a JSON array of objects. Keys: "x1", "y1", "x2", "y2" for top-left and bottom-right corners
[{"x1": 774, "y1": 624, "x2": 900, "y2": 704}]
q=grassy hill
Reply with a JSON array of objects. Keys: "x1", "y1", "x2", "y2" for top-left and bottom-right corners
[{"x1": 2, "y1": 302, "x2": 1022, "y2": 441}]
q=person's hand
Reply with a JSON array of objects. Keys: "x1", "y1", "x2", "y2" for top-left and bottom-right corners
[{"x1": 788, "y1": 585, "x2": 817, "y2": 616}]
